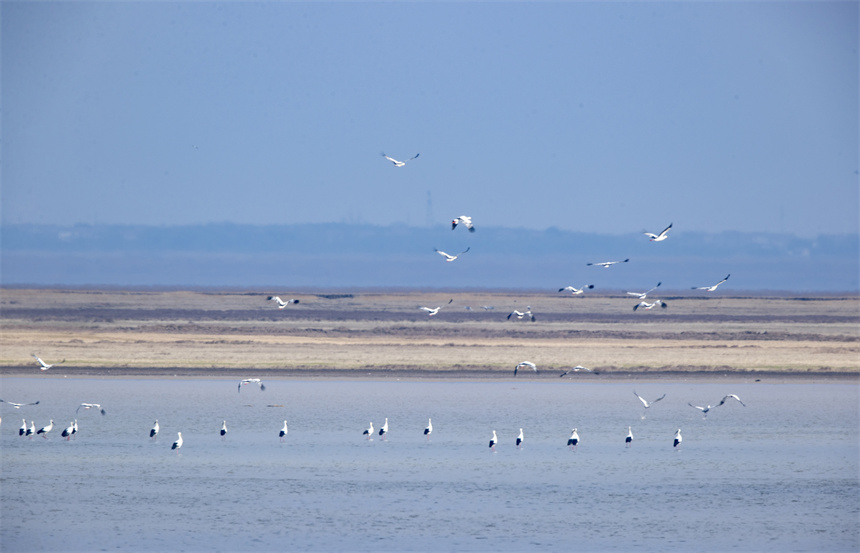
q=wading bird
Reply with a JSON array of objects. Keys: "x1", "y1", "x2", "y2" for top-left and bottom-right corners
[
  {"x1": 268, "y1": 296, "x2": 299, "y2": 308},
  {"x1": 644, "y1": 222, "x2": 673, "y2": 242},
  {"x1": 514, "y1": 361, "x2": 537, "y2": 376},
  {"x1": 451, "y1": 216, "x2": 475, "y2": 232},
  {"x1": 26, "y1": 420, "x2": 35, "y2": 438},
  {"x1": 76, "y1": 403, "x2": 106, "y2": 415},
  {"x1": 220, "y1": 420, "x2": 228, "y2": 440},
  {"x1": 238, "y1": 379, "x2": 266, "y2": 393},
  {"x1": 172, "y1": 432, "x2": 183, "y2": 451},
  {"x1": 363, "y1": 422, "x2": 374, "y2": 439},
  {"x1": 36, "y1": 420, "x2": 53, "y2": 438},
  {"x1": 674, "y1": 428, "x2": 682, "y2": 448},
  {"x1": 691, "y1": 274, "x2": 731, "y2": 292},
  {"x1": 625, "y1": 427, "x2": 633, "y2": 447},
  {"x1": 568, "y1": 428, "x2": 580, "y2": 449},
  {"x1": 516, "y1": 428, "x2": 524, "y2": 448},
  {"x1": 626, "y1": 282, "x2": 661, "y2": 299},
  {"x1": 424, "y1": 419, "x2": 433, "y2": 439},
  {"x1": 435, "y1": 247, "x2": 470, "y2": 262},
  {"x1": 633, "y1": 300, "x2": 667, "y2": 311},
  {"x1": 378, "y1": 418, "x2": 389, "y2": 440},
  {"x1": 558, "y1": 284, "x2": 594, "y2": 295},
  {"x1": 587, "y1": 259, "x2": 629, "y2": 268},
  {"x1": 0, "y1": 399, "x2": 40, "y2": 409},
  {"x1": 279, "y1": 421, "x2": 288, "y2": 442},
  {"x1": 62, "y1": 421, "x2": 75, "y2": 440},
  {"x1": 19, "y1": 419, "x2": 26, "y2": 436},
  {"x1": 31, "y1": 354, "x2": 64, "y2": 371},
  {"x1": 381, "y1": 152, "x2": 419, "y2": 167},
  {"x1": 488, "y1": 430, "x2": 497, "y2": 451},
  {"x1": 150, "y1": 420, "x2": 159, "y2": 441}
]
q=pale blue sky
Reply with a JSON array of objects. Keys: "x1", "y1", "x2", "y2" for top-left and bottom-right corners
[{"x1": 3, "y1": 1, "x2": 857, "y2": 237}]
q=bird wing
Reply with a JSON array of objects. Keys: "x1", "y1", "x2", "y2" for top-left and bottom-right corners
[
  {"x1": 458, "y1": 247, "x2": 471, "y2": 256},
  {"x1": 652, "y1": 394, "x2": 666, "y2": 404},
  {"x1": 688, "y1": 403, "x2": 705, "y2": 411},
  {"x1": 659, "y1": 223, "x2": 673, "y2": 237},
  {"x1": 633, "y1": 391, "x2": 648, "y2": 407},
  {"x1": 381, "y1": 154, "x2": 401, "y2": 164},
  {"x1": 408, "y1": 153, "x2": 420, "y2": 161},
  {"x1": 435, "y1": 249, "x2": 452, "y2": 259}
]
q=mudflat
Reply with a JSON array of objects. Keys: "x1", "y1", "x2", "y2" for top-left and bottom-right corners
[{"x1": 1, "y1": 288, "x2": 858, "y2": 380}]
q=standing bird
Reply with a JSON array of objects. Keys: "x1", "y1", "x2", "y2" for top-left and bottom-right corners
[
  {"x1": 362, "y1": 422, "x2": 374, "y2": 440},
  {"x1": 19, "y1": 418, "x2": 27, "y2": 436},
  {"x1": 644, "y1": 223, "x2": 673, "y2": 242},
  {"x1": 71, "y1": 420, "x2": 78, "y2": 439},
  {"x1": 451, "y1": 216, "x2": 476, "y2": 232},
  {"x1": 238, "y1": 379, "x2": 266, "y2": 393},
  {"x1": 26, "y1": 420, "x2": 35, "y2": 439},
  {"x1": 673, "y1": 429, "x2": 682, "y2": 448},
  {"x1": 558, "y1": 284, "x2": 594, "y2": 295},
  {"x1": 62, "y1": 421, "x2": 75, "y2": 440},
  {"x1": 626, "y1": 282, "x2": 661, "y2": 300},
  {"x1": 267, "y1": 296, "x2": 299, "y2": 309},
  {"x1": 514, "y1": 361, "x2": 537, "y2": 376},
  {"x1": 279, "y1": 421, "x2": 288, "y2": 442},
  {"x1": 424, "y1": 418, "x2": 433, "y2": 439},
  {"x1": 587, "y1": 259, "x2": 629, "y2": 268},
  {"x1": 36, "y1": 419, "x2": 53, "y2": 438},
  {"x1": 381, "y1": 152, "x2": 419, "y2": 167},
  {"x1": 220, "y1": 420, "x2": 228, "y2": 440},
  {"x1": 435, "y1": 247, "x2": 470, "y2": 262},
  {"x1": 378, "y1": 418, "x2": 389, "y2": 440},
  {"x1": 488, "y1": 430, "x2": 497, "y2": 451},
  {"x1": 31, "y1": 354, "x2": 65, "y2": 370},
  {"x1": 76, "y1": 403, "x2": 106, "y2": 415},
  {"x1": 516, "y1": 428, "x2": 524, "y2": 448},
  {"x1": 0, "y1": 399, "x2": 40, "y2": 409},
  {"x1": 633, "y1": 300, "x2": 667, "y2": 311},
  {"x1": 567, "y1": 428, "x2": 580, "y2": 449},
  {"x1": 691, "y1": 274, "x2": 731, "y2": 292},
  {"x1": 625, "y1": 426, "x2": 633, "y2": 447},
  {"x1": 150, "y1": 420, "x2": 159, "y2": 441},
  {"x1": 172, "y1": 432, "x2": 183, "y2": 451},
  {"x1": 508, "y1": 307, "x2": 535, "y2": 322}
]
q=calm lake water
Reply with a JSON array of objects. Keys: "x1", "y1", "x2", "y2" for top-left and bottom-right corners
[{"x1": 1, "y1": 377, "x2": 857, "y2": 552}]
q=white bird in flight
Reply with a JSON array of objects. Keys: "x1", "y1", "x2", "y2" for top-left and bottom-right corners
[
  {"x1": 381, "y1": 152, "x2": 419, "y2": 167},
  {"x1": 451, "y1": 216, "x2": 475, "y2": 232},
  {"x1": 626, "y1": 282, "x2": 661, "y2": 299},
  {"x1": 689, "y1": 394, "x2": 747, "y2": 415},
  {"x1": 419, "y1": 306, "x2": 442, "y2": 317},
  {"x1": 587, "y1": 258, "x2": 629, "y2": 268},
  {"x1": 0, "y1": 399, "x2": 40, "y2": 409},
  {"x1": 644, "y1": 222, "x2": 673, "y2": 242},
  {"x1": 514, "y1": 361, "x2": 537, "y2": 376},
  {"x1": 268, "y1": 296, "x2": 299, "y2": 308},
  {"x1": 559, "y1": 366, "x2": 592, "y2": 377},
  {"x1": 238, "y1": 379, "x2": 266, "y2": 393},
  {"x1": 692, "y1": 274, "x2": 731, "y2": 291},
  {"x1": 558, "y1": 284, "x2": 594, "y2": 295},
  {"x1": 435, "y1": 247, "x2": 470, "y2": 262},
  {"x1": 508, "y1": 307, "x2": 535, "y2": 322},
  {"x1": 634, "y1": 390, "x2": 666, "y2": 409},
  {"x1": 31, "y1": 354, "x2": 65, "y2": 370},
  {"x1": 633, "y1": 300, "x2": 667, "y2": 311},
  {"x1": 76, "y1": 403, "x2": 106, "y2": 415}
]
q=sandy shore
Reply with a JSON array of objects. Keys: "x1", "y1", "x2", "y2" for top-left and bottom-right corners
[{"x1": 1, "y1": 288, "x2": 857, "y2": 381}]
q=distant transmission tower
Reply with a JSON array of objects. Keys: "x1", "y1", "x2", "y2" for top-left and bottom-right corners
[{"x1": 426, "y1": 190, "x2": 434, "y2": 227}]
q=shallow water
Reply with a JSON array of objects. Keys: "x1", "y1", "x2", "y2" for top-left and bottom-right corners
[{"x1": 1, "y1": 378, "x2": 857, "y2": 552}]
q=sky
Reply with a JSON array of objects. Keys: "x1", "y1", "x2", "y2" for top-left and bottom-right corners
[{"x1": 2, "y1": 1, "x2": 858, "y2": 237}]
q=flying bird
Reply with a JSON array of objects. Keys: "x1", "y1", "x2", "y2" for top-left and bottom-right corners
[
  {"x1": 424, "y1": 418, "x2": 433, "y2": 439},
  {"x1": 587, "y1": 259, "x2": 629, "y2": 268},
  {"x1": 673, "y1": 428, "x2": 682, "y2": 448},
  {"x1": 626, "y1": 282, "x2": 661, "y2": 299},
  {"x1": 0, "y1": 399, "x2": 40, "y2": 409},
  {"x1": 718, "y1": 394, "x2": 746, "y2": 407},
  {"x1": 488, "y1": 430, "x2": 497, "y2": 451},
  {"x1": 633, "y1": 390, "x2": 666, "y2": 409},
  {"x1": 36, "y1": 419, "x2": 53, "y2": 438},
  {"x1": 481, "y1": 306, "x2": 495, "y2": 311},
  {"x1": 31, "y1": 354, "x2": 64, "y2": 370},
  {"x1": 692, "y1": 274, "x2": 731, "y2": 292},
  {"x1": 559, "y1": 366, "x2": 592, "y2": 377},
  {"x1": 451, "y1": 216, "x2": 475, "y2": 232},
  {"x1": 419, "y1": 306, "x2": 442, "y2": 317},
  {"x1": 633, "y1": 300, "x2": 667, "y2": 311},
  {"x1": 507, "y1": 307, "x2": 535, "y2": 322},
  {"x1": 172, "y1": 432, "x2": 183, "y2": 451},
  {"x1": 514, "y1": 361, "x2": 537, "y2": 376},
  {"x1": 435, "y1": 247, "x2": 470, "y2": 262},
  {"x1": 644, "y1": 223, "x2": 673, "y2": 242},
  {"x1": 279, "y1": 420, "x2": 288, "y2": 442},
  {"x1": 378, "y1": 418, "x2": 389, "y2": 440},
  {"x1": 558, "y1": 284, "x2": 594, "y2": 295},
  {"x1": 567, "y1": 428, "x2": 580, "y2": 449},
  {"x1": 625, "y1": 426, "x2": 633, "y2": 447},
  {"x1": 516, "y1": 428, "x2": 524, "y2": 448},
  {"x1": 689, "y1": 394, "x2": 747, "y2": 416},
  {"x1": 150, "y1": 420, "x2": 159, "y2": 441},
  {"x1": 381, "y1": 152, "x2": 419, "y2": 167},
  {"x1": 238, "y1": 379, "x2": 266, "y2": 393},
  {"x1": 76, "y1": 403, "x2": 106, "y2": 415},
  {"x1": 267, "y1": 296, "x2": 299, "y2": 308}
]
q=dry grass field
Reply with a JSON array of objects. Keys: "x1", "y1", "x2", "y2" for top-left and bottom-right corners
[{"x1": 1, "y1": 288, "x2": 857, "y2": 379}]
